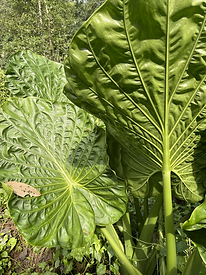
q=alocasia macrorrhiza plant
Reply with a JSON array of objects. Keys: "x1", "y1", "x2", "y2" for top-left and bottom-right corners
[
  {"x1": 64, "y1": 0, "x2": 206, "y2": 274},
  {"x1": 2, "y1": 0, "x2": 206, "y2": 275}
]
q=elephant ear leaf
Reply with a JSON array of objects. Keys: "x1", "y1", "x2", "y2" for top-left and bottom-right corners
[
  {"x1": 64, "y1": 0, "x2": 206, "y2": 201},
  {"x1": 5, "y1": 50, "x2": 68, "y2": 102},
  {"x1": 0, "y1": 97, "x2": 127, "y2": 248}
]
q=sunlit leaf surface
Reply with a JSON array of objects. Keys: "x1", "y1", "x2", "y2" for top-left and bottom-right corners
[
  {"x1": 5, "y1": 50, "x2": 68, "y2": 101},
  {"x1": 0, "y1": 97, "x2": 127, "y2": 248},
  {"x1": 65, "y1": 0, "x2": 206, "y2": 201}
]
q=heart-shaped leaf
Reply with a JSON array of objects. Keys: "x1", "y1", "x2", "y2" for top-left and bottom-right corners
[
  {"x1": 64, "y1": 0, "x2": 206, "y2": 201},
  {"x1": 5, "y1": 50, "x2": 68, "y2": 102},
  {"x1": 0, "y1": 97, "x2": 127, "y2": 248}
]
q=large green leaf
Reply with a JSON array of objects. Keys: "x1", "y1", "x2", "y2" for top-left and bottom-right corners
[
  {"x1": 64, "y1": 0, "x2": 206, "y2": 201},
  {"x1": 5, "y1": 50, "x2": 68, "y2": 101},
  {"x1": 0, "y1": 97, "x2": 127, "y2": 248}
]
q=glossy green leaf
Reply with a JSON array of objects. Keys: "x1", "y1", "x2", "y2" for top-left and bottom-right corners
[
  {"x1": 182, "y1": 197, "x2": 206, "y2": 264},
  {"x1": 0, "y1": 97, "x2": 127, "y2": 248},
  {"x1": 182, "y1": 196, "x2": 206, "y2": 231},
  {"x1": 5, "y1": 50, "x2": 68, "y2": 101},
  {"x1": 64, "y1": 0, "x2": 206, "y2": 201}
]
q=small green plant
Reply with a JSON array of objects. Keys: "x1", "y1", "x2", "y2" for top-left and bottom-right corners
[
  {"x1": 52, "y1": 232, "x2": 120, "y2": 275},
  {"x1": 0, "y1": 222, "x2": 17, "y2": 275}
]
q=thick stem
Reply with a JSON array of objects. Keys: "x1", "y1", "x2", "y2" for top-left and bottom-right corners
[
  {"x1": 162, "y1": 169, "x2": 177, "y2": 275},
  {"x1": 101, "y1": 225, "x2": 142, "y2": 275},
  {"x1": 122, "y1": 209, "x2": 135, "y2": 259},
  {"x1": 135, "y1": 193, "x2": 163, "y2": 273},
  {"x1": 164, "y1": 0, "x2": 177, "y2": 272}
]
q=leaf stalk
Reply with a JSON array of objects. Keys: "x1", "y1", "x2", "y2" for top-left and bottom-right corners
[
  {"x1": 162, "y1": 168, "x2": 177, "y2": 275},
  {"x1": 101, "y1": 225, "x2": 142, "y2": 275}
]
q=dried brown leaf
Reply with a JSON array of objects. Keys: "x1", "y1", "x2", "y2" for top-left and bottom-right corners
[{"x1": 5, "y1": 181, "x2": 41, "y2": 197}]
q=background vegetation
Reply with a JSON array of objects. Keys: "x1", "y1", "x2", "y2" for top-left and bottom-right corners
[{"x1": 0, "y1": 0, "x2": 105, "y2": 70}]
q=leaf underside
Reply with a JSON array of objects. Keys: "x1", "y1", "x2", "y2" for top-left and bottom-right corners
[
  {"x1": 64, "y1": 0, "x2": 206, "y2": 202},
  {"x1": 0, "y1": 97, "x2": 127, "y2": 248}
]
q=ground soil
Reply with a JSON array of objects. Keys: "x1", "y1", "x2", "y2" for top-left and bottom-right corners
[{"x1": 0, "y1": 213, "x2": 55, "y2": 274}]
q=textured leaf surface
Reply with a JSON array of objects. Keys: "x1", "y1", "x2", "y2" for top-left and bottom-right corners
[
  {"x1": 5, "y1": 51, "x2": 68, "y2": 101},
  {"x1": 65, "y1": 0, "x2": 206, "y2": 201},
  {"x1": 0, "y1": 97, "x2": 127, "y2": 248}
]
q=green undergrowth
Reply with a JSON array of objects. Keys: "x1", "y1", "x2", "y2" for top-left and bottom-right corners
[
  {"x1": 0, "y1": 185, "x2": 206, "y2": 274},
  {"x1": 171, "y1": 201, "x2": 206, "y2": 275}
]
